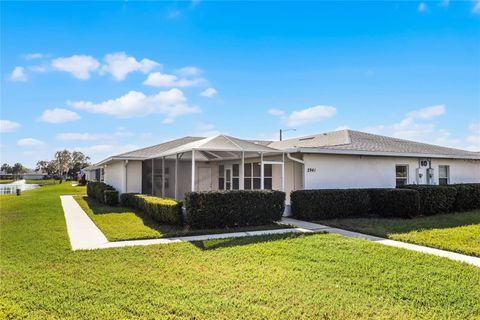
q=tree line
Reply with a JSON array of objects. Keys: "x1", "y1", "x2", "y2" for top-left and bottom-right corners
[{"x1": 1, "y1": 150, "x2": 91, "y2": 179}]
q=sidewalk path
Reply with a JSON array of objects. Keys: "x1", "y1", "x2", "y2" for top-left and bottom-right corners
[
  {"x1": 61, "y1": 195, "x2": 108, "y2": 250},
  {"x1": 281, "y1": 217, "x2": 480, "y2": 267},
  {"x1": 60, "y1": 195, "x2": 480, "y2": 267}
]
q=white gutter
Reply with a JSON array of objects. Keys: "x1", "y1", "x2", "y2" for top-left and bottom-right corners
[
  {"x1": 298, "y1": 147, "x2": 480, "y2": 160},
  {"x1": 287, "y1": 153, "x2": 304, "y2": 164}
]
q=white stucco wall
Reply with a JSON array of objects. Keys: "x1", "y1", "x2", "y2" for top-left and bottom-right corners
[
  {"x1": 104, "y1": 160, "x2": 142, "y2": 194},
  {"x1": 303, "y1": 153, "x2": 480, "y2": 189},
  {"x1": 126, "y1": 161, "x2": 142, "y2": 193}
]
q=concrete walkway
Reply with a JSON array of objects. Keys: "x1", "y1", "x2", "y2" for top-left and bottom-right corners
[
  {"x1": 282, "y1": 217, "x2": 480, "y2": 267},
  {"x1": 60, "y1": 195, "x2": 311, "y2": 251},
  {"x1": 60, "y1": 195, "x2": 480, "y2": 267},
  {"x1": 61, "y1": 195, "x2": 109, "y2": 250}
]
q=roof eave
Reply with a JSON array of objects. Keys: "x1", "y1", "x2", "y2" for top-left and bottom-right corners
[{"x1": 297, "y1": 148, "x2": 480, "y2": 160}]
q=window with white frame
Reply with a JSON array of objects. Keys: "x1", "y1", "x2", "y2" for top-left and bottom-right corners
[
  {"x1": 243, "y1": 163, "x2": 272, "y2": 190},
  {"x1": 395, "y1": 165, "x2": 408, "y2": 186},
  {"x1": 438, "y1": 165, "x2": 449, "y2": 185},
  {"x1": 218, "y1": 165, "x2": 225, "y2": 190}
]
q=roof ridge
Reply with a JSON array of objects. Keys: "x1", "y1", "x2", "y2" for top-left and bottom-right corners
[{"x1": 114, "y1": 136, "x2": 204, "y2": 157}]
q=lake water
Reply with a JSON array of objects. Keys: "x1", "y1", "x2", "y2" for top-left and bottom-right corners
[{"x1": 0, "y1": 179, "x2": 39, "y2": 195}]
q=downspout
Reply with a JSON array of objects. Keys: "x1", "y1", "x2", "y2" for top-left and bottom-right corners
[{"x1": 287, "y1": 153, "x2": 304, "y2": 164}]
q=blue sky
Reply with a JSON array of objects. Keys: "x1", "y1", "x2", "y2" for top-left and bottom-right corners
[{"x1": 1, "y1": 1, "x2": 479, "y2": 167}]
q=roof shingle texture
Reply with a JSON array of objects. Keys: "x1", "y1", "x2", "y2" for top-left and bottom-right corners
[{"x1": 269, "y1": 130, "x2": 479, "y2": 157}]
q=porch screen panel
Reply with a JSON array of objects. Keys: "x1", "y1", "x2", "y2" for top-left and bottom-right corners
[{"x1": 142, "y1": 160, "x2": 152, "y2": 194}]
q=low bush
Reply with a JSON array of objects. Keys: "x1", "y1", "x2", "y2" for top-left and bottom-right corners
[
  {"x1": 451, "y1": 184, "x2": 480, "y2": 212},
  {"x1": 104, "y1": 190, "x2": 119, "y2": 206},
  {"x1": 120, "y1": 193, "x2": 183, "y2": 225},
  {"x1": 290, "y1": 189, "x2": 370, "y2": 220},
  {"x1": 399, "y1": 185, "x2": 457, "y2": 215},
  {"x1": 185, "y1": 190, "x2": 285, "y2": 229},
  {"x1": 368, "y1": 189, "x2": 419, "y2": 218},
  {"x1": 87, "y1": 181, "x2": 117, "y2": 205}
]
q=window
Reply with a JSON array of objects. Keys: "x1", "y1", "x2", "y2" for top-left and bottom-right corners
[
  {"x1": 395, "y1": 165, "x2": 408, "y2": 187},
  {"x1": 218, "y1": 165, "x2": 225, "y2": 190},
  {"x1": 232, "y1": 164, "x2": 239, "y2": 190},
  {"x1": 439, "y1": 165, "x2": 449, "y2": 185},
  {"x1": 243, "y1": 163, "x2": 273, "y2": 190}
]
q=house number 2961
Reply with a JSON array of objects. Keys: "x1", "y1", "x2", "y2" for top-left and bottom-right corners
[{"x1": 307, "y1": 168, "x2": 316, "y2": 173}]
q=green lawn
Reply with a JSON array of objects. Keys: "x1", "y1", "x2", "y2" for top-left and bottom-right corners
[
  {"x1": 316, "y1": 210, "x2": 480, "y2": 257},
  {"x1": 1, "y1": 184, "x2": 480, "y2": 319},
  {"x1": 74, "y1": 195, "x2": 288, "y2": 241},
  {"x1": 0, "y1": 180, "x2": 13, "y2": 184}
]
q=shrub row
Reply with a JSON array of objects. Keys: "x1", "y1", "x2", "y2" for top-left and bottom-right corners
[
  {"x1": 291, "y1": 183, "x2": 480, "y2": 220},
  {"x1": 291, "y1": 188, "x2": 420, "y2": 220},
  {"x1": 291, "y1": 189, "x2": 370, "y2": 220},
  {"x1": 120, "y1": 193, "x2": 183, "y2": 225},
  {"x1": 399, "y1": 184, "x2": 480, "y2": 214},
  {"x1": 398, "y1": 185, "x2": 457, "y2": 215},
  {"x1": 184, "y1": 190, "x2": 285, "y2": 229},
  {"x1": 451, "y1": 184, "x2": 480, "y2": 212},
  {"x1": 87, "y1": 181, "x2": 118, "y2": 205}
]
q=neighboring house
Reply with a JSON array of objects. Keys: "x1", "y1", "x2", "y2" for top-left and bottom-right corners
[
  {"x1": 0, "y1": 171, "x2": 13, "y2": 180},
  {"x1": 22, "y1": 172, "x2": 48, "y2": 180},
  {"x1": 84, "y1": 129, "x2": 480, "y2": 208}
]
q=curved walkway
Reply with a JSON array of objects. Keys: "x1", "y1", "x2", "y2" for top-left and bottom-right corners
[{"x1": 60, "y1": 195, "x2": 480, "y2": 267}]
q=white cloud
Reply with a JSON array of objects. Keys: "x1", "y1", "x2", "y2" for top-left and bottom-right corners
[
  {"x1": 143, "y1": 71, "x2": 204, "y2": 87},
  {"x1": 38, "y1": 108, "x2": 81, "y2": 124},
  {"x1": 406, "y1": 104, "x2": 445, "y2": 120},
  {"x1": 284, "y1": 105, "x2": 337, "y2": 127},
  {"x1": 17, "y1": 138, "x2": 45, "y2": 148},
  {"x1": 101, "y1": 52, "x2": 159, "y2": 81},
  {"x1": 200, "y1": 87, "x2": 217, "y2": 97},
  {"x1": 177, "y1": 66, "x2": 201, "y2": 77},
  {"x1": 71, "y1": 88, "x2": 200, "y2": 123},
  {"x1": 0, "y1": 120, "x2": 21, "y2": 133},
  {"x1": 29, "y1": 65, "x2": 48, "y2": 73},
  {"x1": 51, "y1": 55, "x2": 100, "y2": 79},
  {"x1": 474, "y1": 0, "x2": 480, "y2": 13},
  {"x1": 418, "y1": 2, "x2": 428, "y2": 12},
  {"x1": 56, "y1": 128, "x2": 134, "y2": 141},
  {"x1": 268, "y1": 108, "x2": 285, "y2": 117},
  {"x1": 24, "y1": 53, "x2": 45, "y2": 60},
  {"x1": 10, "y1": 66, "x2": 27, "y2": 81}
]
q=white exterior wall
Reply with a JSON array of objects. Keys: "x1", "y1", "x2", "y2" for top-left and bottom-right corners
[
  {"x1": 126, "y1": 161, "x2": 142, "y2": 193},
  {"x1": 104, "y1": 160, "x2": 142, "y2": 194},
  {"x1": 104, "y1": 161, "x2": 124, "y2": 192},
  {"x1": 303, "y1": 153, "x2": 480, "y2": 189}
]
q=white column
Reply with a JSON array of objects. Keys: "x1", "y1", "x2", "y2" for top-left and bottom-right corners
[
  {"x1": 281, "y1": 153, "x2": 285, "y2": 192},
  {"x1": 175, "y1": 154, "x2": 178, "y2": 199},
  {"x1": 161, "y1": 157, "x2": 165, "y2": 198},
  {"x1": 260, "y1": 152, "x2": 264, "y2": 190},
  {"x1": 124, "y1": 160, "x2": 128, "y2": 193},
  {"x1": 151, "y1": 159, "x2": 154, "y2": 195},
  {"x1": 191, "y1": 150, "x2": 196, "y2": 192},
  {"x1": 240, "y1": 151, "x2": 245, "y2": 190}
]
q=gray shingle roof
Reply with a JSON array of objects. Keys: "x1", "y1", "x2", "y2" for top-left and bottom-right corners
[
  {"x1": 269, "y1": 129, "x2": 479, "y2": 158},
  {"x1": 115, "y1": 136, "x2": 205, "y2": 158}
]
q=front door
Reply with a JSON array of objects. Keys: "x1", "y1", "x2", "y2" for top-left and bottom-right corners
[{"x1": 198, "y1": 167, "x2": 212, "y2": 191}]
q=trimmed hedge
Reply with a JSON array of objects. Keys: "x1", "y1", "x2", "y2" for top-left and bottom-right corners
[
  {"x1": 290, "y1": 189, "x2": 370, "y2": 220},
  {"x1": 120, "y1": 193, "x2": 183, "y2": 225},
  {"x1": 368, "y1": 189, "x2": 419, "y2": 218},
  {"x1": 87, "y1": 181, "x2": 118, "y2": 205},
  {"x1": 399, "y1": 185, "x2": 457, "y2": 215},
  {"x1": 185, "y1": 190, "x2": 285, "y2": 229},
  {"x1": 451, "y1": 184, "x2": 480, "y2": 212}
]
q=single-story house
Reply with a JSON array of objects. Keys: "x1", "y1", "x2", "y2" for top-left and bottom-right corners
[
  {"x1": 84, "y1": 129, "x2": 480, "y2": 209},
  {"x1": 22, "y1": 172, "x2": 48, "y2": 180}
]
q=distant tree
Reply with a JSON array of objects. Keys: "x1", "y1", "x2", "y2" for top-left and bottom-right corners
[
  {"x1": 1, "y1": 163, "x2": 12, "y2": 174},
  {"x1": 54, "y1": 150, "x2": 72, "y2": 178},
  {"x1": 12, "y1": 163, "x2": 27, "y2": 174},
  {"x1": 69, "y1": 151, "x2": 91, "y2": 177},
  {"x1": 36, "y1": 160, "x2": 57, "y2": 175}
]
